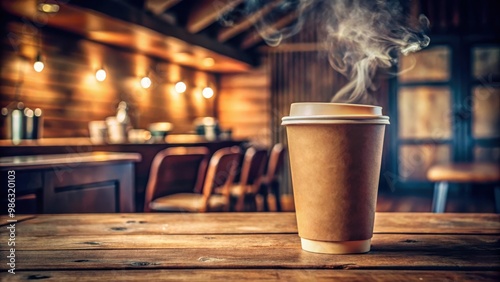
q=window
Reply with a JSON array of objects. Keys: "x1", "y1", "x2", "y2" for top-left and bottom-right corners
[{"x1": 390, "y1": 40, "x2": 499, "y2": 188}]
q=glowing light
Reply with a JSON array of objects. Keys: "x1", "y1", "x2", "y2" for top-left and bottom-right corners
[
  {"x1": 96, "y1": 68, "x2": 107, "y2": 82},
  {"x1": 140, "y1": 76, "x2": 152, "y2": 89},
  {"x1": 202, "y1": 57, "x2": 215, "y2": 67},
  {"x1": 38, "y1": 3, "x2": 60, "y2": 13},
  {"x1": 33, "y1": 61, "x2": 44, "y2": 72},
  {"x1": 202, "y1": 87, "x2": 214, "y2": 99},
  {"x1": 175, "y1": 81, "x2": 187, "y2": 93},
  {"x1": 34, "y1": 52, "x2": 44, "y2": 72},
  {"x1": 24, "y1": 108, "x2": 34, "y2": 117}
]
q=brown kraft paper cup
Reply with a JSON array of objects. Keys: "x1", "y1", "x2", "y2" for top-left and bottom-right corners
[{"x1": 282, "y1": 103, "x2": 389, "y2": 254}]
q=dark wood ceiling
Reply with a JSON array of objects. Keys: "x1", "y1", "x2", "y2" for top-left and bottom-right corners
[
  {"x1": 1, "y1": 0, "x2": 306, "y2": 73},
  {"x1": 144, "y1": 0, "x2": 303, "y2": 50}
]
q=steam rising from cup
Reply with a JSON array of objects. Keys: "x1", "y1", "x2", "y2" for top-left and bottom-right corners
[
  {"x1": 323, "y1": 0, "x2": 430, "y2": 103},
  {"x1": 222, "y1": 0, "x2": 430, "y2": 104}
]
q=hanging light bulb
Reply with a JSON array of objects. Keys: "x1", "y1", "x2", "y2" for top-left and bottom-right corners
[
  {"x1": 202, "y1": 86, "x2": 214, "y2": 99},
  {"x1": 33, "y1": 52, "x2": 44, "y2": 72},
  {"x1": 140, "y1": 76, "x2": 152, "y2": 89},
  {"x1": 95, "y1": 67, "x2": 106, "y2": 82},
  {"x1": 202, "y1": 57, "x2": 215, "y2": 67},
  {"x1": 175, "y1": 81, "x2": 187, "y2": 93}
]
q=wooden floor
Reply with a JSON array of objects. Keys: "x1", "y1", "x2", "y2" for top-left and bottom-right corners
[
  {"x1": 272, "y1": 186, "x2": 498, "y2": 213},
  {"x1": 12, "y1": 186, "x2": 498, "y2": 214}
]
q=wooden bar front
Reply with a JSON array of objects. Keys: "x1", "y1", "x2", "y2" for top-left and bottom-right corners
[{"x1": 0, "y1": 152, "x2": 141, "y2": 213}]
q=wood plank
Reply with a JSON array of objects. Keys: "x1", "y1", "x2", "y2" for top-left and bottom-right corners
[
  {"x1": 2, "y1": 270, "x2": 498, "y2": 282},
  {"x1": 218, "y1": 100, "x2": 268, "y2": 112},
  {"x1": 373, "y1": 213, "x2": 500, "y2": 234},
  {"x1": 217, "y1": 0, "x2": 281, "y2": 42},
  {"x1": 1, "y1": 213, "x2": 296, "y2": 236},
  {"x1": 186, "y1": 0, "x2": 245, "y2": 34},
  {"x1": 2, "y1": 213, "x2": 499, "y2": 236},
  {"x1": 145, "y1": 0, "x2": 183, "y2": 15},
  {"x1": 219, "y1": 88, "x2": 269, "y2": 99},
  {"x1": 11, "y1": 233, "x2": 500, "y2": 252},
  {"x1": 0, "y1": 215, "x2": 35, "y2": 227},
  {"x1": 217, "y1": 114, "x2": 268, "y2": 124},
  {"x1": 2, "y1": 234, "x2": 499, "y2": 270}
]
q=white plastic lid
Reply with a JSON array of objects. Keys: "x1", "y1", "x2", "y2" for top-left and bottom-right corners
[{"x1": 282, "y1": 103, "x2": 390, "y2": 125}]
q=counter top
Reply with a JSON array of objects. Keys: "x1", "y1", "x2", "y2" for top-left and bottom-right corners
[
  {"x1": 0, "y1": 135, "x2": 244, "y2": 147},
  {"x1": 0, "y1": 212, "x2": 498, "y2": 280},
  {"x1": 0, "y1": 151, "x2": 141, "y2": 170}
]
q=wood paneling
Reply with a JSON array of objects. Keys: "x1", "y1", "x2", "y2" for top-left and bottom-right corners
[
  {"x1": 0, "y1": 20, "x2": 218, "y2": 138},
  {"x1": 218, "y1": 63, "x2": 270, "y2": 147}
]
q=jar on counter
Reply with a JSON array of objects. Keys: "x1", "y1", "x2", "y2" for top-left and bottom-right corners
[{"x1": 1, "y1": 102, "x2": 42, "y2": 142}]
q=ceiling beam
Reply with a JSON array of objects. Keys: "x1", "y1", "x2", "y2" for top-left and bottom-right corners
[
  {"x1": 145, "y1": 0, "x2": 183, "y2": 16},
  {"x1": 217, "y1": 0, "x2": 281, "y2": 43},
  {"x1": 240, "y1": 10, "x2": 300, "y2": 50},
  {"x1": 68, "y1": 0, "x2": 258, "y2": 67},
  {"x1": 186, "y1": 0, "x2": 244, "y2": 34}
]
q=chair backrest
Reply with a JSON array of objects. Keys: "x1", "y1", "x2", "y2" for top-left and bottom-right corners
[
  {"x1": 144, "y1": 146, "x2": 210, "y2": 212},
  {"x1": 239, "y1": 146, "x2": 269, "y2": 194},
  {"x1": 264, "y1": 143, "x2": 286, "y2": 183},
  {"x1": 201, "y1": 146, "x2": 242, "y2": 206}
]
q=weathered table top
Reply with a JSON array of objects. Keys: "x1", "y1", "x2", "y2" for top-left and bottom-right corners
[{"x1": 1, "y1": 212, "x2": 499, "y2": 281}]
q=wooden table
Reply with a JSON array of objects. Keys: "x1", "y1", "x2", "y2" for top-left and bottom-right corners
[
  {"x1": 427, "y1": 162, "x2": 500, "y2": 213},
  {"x1": 1, "y1": 213, "x2": 499, "y2": 281}
]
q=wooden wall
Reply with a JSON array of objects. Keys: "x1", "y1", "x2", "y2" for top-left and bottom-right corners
[
  {"x1": 218, "y1": 62, "x2": 270, "y2": 147},
  {"x1": 0, "y1": 19, "x2": 217, "y2": 139}
]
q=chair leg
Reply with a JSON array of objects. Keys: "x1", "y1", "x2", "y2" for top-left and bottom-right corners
[
  {"x1": 260, "y1": 184, "x2": 270, "y2": 212},
  {"x1": 432, "y1": 182, "x2": 448, "y2": 213},
  {"x1": 271, "y1": 180, "x2": 281, "y2": 212},
  {"x1": 494, "y1": 186, "x2": 500, "y2": 214}
]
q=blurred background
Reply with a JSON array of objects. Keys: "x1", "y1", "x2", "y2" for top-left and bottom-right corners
[{"x1": 1, "y1": 0, "x2": 499, "y2": 213}]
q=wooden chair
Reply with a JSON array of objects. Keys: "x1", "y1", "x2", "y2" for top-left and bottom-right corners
[
  {"x1": 427, "y1": 162, "x2": 500, "y2": 213},
  {"x1": 144, "y1": 146, "x2": 210, "y2": 212},
  {"x1": 148, "y1": 146, "x2": 241, "y2": 212},
  {"x1": 259, "y1": 143, "x2": 286, "y2": 211},
  {"x1": 229, "y1": 146, "x2": 268, "y2": 212}
]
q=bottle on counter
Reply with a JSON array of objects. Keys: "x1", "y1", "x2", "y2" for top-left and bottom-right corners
[
  {"x1": 24, "y1": 108, "x2": 43, "y2": 140},
  {"x1": 1, "y1": 103, "x2": 43, "y2": 142},
  {"x1": 1, "y1": 102, "x2": 26, "y2": 144},
  {"x1": 106, "y1": 101, "x2": 131, "y2": 144},
  {"x1": 194, "y1": 117, "x2": 220, "y2": 141}
]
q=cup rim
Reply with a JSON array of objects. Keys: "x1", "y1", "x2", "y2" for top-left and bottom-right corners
[
  {"x1": 291, "y1": 102, "x2": 381, "y2": 108},
  {"x1": 283, "y1": 103, "x2": 390, "y2": 125},
  {"x1": 283, "y1": 115, "x2": 390, "y2": 120},
  {"x1": 288, "y1": 103, "x2": 385, "y2": 117}
]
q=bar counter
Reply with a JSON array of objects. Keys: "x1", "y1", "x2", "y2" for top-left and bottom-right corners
[
  {"x1": 0, "y1": 152, "x2": 141, "y2": 213},
  {"x1": 0, "y1": 212, "x2": 499, "y2": 281},
  {"x1": 0, "y1": 136, "x2": 248, "y2": 212}
]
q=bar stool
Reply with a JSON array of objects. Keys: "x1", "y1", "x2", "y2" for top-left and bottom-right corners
[
  {"x1": 144, "y1": 146, "x2": 210, "y2": 212},
  {"x1": 147, "y1": 146, "x2": 241, "y2": 212},
  {"x1": 229, "y1": 146, "x2": 268, "y2": 212},
  {"x1": 427, "y1": 162, "x2": 500, "y2": 213},
  {"x1": 259, "y1": 143, "x2": 286, "y2": 211}
]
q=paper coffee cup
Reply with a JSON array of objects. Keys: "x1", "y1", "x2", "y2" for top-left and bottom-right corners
[{"x1": 282, "y1": 103, "x2": 389, "y2": 254}]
